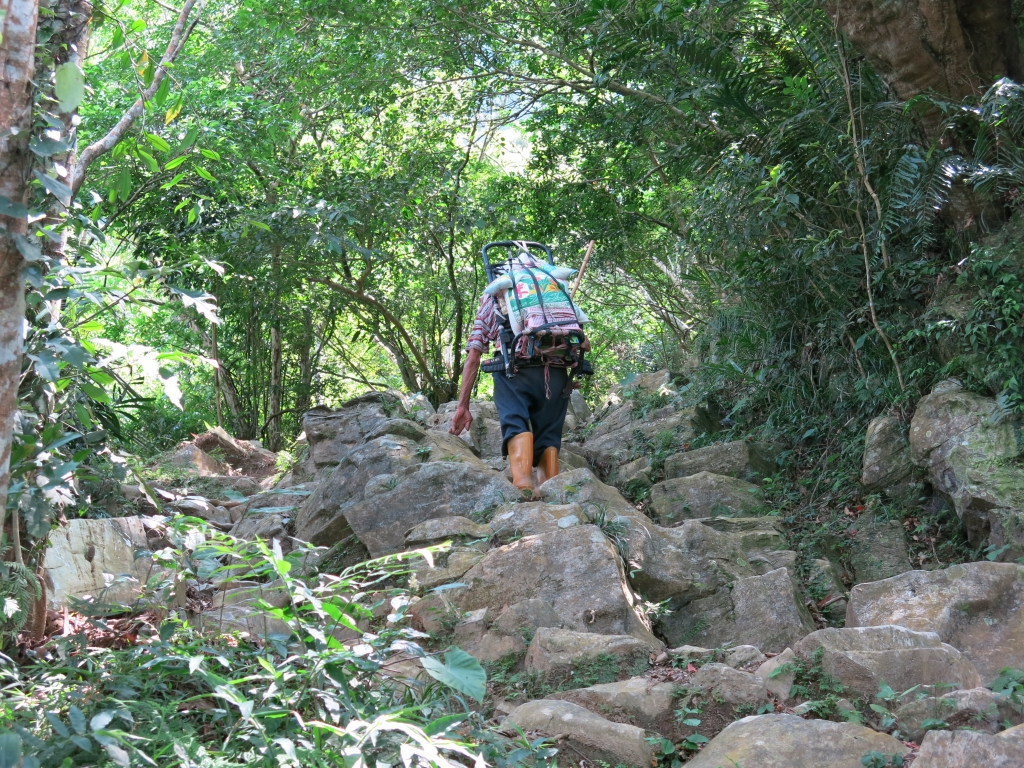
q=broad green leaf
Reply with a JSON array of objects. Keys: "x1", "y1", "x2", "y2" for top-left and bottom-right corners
[
  {"x1": 146, "y1": 133, "x2": 171, "y2": 153},
  {"x1": 81, "y1": 382, "x2": 112, "y2": 404},
  {"x1": 419, "y1": 647, "x2": 486, "y2": 702},
  {"x1": 0, "y1": 732, "x2": 21, "y2": 768},
  {"x1": 194, "y1": 166, "x2": 216, "y2": 182},
  {"x1": 30, "y1": 136, "x2": 71, "y2": 157},
  {"x1": 34, "y1": 170, "x2": 73, "y2": 200},
  {"x1": 199, "y1": 148, "x2": 221, "y2": 161},
  {"x1": 153, "y1": 77, "x2": 171, "y2": 107},
  {"x1": 137, "y1": 149, "x2": 159, "y2": 173},
  {"x1": 68, "y1": 706, "x2": 86, "y2": 735},
  {"x1": 164, "y1": 155, "x2": 188, "y2": 170},
  {"x1": 55, "y1": 62, "x2": 85, "y2": 112}
]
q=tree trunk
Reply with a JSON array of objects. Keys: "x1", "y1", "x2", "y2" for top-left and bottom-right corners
[
  {"x1": 295, "y1": 310, "x2": 313, "y2": 417},
  {"x1": 267, "y1": 324, "x2": 282, "y2": 451},
  {"x1": 0, "y1": 0, "x2": 40, "y2": 522},
  {"x1": 827, "y1": 0, "x2": 1023, "y2": 104}
]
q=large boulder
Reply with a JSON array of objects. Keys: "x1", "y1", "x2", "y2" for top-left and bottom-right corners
[
  {"x1": 488, "y1": 501, "x2": 588, "y2": 541},
  {"x1": 451, "y1": 525, "x2": 657, "y2": 642},
  {"x1": 793, "y1": 626, "x2": 981, "y2": 698},
  {"x1": 524, "y1": 628, "x2": 657, "y2": 678},
  {"x1": 895, "y1": 687, "x2": 1023, "y2": 741},
  {"x1": 688, "y1": 663, "x2": 769, "y2": 707},
  {"x1": 343, "y1": 462, "x2": 517, "y2": 556},
  {"x1": 506, "y1": 700, "x2": 654, "y2": 768},
  {"x1": 581, "y1": 400, "x2": 717, "y2": 471},
  {"x1": 193, "y1": 427, "x2": 277, "y2": 477},
  {"x1": 43, "y1": 517, "x2": 154, "y2": 610},
  {"x1": 861, "y1": 415, "x2": 916, "y2": 495},
  {"x1": 914, "y1": 729, "x2": 1024, "y2": 768},
  {"x1": 683, "y1": 714, "x2": 909, "y2": 768},
  {"x1": 292, "y1": 435, "x2": 423, "y2": 546},
  {"x1": 658, "y1": 567, "x2": 815, "y2": 653},
  {"x1": 538, "y1": 467, "x2": 640, "y2": 517},
  {"x1": 649, "y1": 472, "x2": 762, "y2": 523},
  {"x1": 428, "y1": 401, "x2": 501, "y2": 457},
  {"x1": 846, "y1": 562, "x2": 1024, "y2": 681},
  {"x1": 664, "y1": 441, "x2": 777, "y2": 483},
  {"x1": 909, "y1": 381, "x2": 1024, "y2": 522},
  {"x1": 849, "y1": 514, "x2": 913, "y2": 583},
  {"x1": 301, "y1": 393, "x2": 404, "y2": 471},
  {"x1": 163, "y1": 444, "x2": 226, "y2": 476},
  {"x1": 550, "y1": 677, "x2": 679, "y2": 737}
]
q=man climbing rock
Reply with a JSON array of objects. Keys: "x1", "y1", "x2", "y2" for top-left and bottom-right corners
[{"x1": 450, "y1": 246, "x2": 590, "y2": 494}]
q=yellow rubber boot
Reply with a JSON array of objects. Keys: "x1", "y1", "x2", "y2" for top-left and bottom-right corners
[
  {"x1": 535, "y1": 446, "x2": 559, "y2": 486},
  {"x1": 507, "y1": 432, "x2": 536, "y2": 494}
]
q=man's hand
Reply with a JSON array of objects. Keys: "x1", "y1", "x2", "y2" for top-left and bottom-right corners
[{"x1": 450, "y1": 404, "x2": 473, "y2": 435}]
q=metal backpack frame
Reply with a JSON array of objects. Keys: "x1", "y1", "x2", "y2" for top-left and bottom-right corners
[{"x1": 480, "y1": 240, "x2": 593, "y2": 385}]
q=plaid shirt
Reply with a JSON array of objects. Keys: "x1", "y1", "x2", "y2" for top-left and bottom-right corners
[{"x1": 466, "y1": 294, "x2": 502, "y2": 355}]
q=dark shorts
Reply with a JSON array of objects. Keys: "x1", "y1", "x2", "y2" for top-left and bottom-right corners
[{"x1": 492, "y1": 366, "x2": 571, "y2": 465}]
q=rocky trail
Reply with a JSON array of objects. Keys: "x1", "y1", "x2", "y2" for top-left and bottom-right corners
[{"x1": 37, "y1": 373, "x2": 1024, "y2": 767}]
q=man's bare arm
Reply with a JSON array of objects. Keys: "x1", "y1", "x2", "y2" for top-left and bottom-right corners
[{"x1": 450, "y1": 348, "x2": 482, "y2": 435}]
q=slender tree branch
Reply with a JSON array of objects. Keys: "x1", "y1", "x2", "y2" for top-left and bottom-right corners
[{"x1": 71, "y1": 0, "x2": 206, "y2": 195}]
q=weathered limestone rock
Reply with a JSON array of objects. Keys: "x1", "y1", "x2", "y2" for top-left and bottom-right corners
[
  {"x1": 365, "y1": 417, "x2": 427, "y2": 443},
  {"x1": 539, "y1": 467, "x2": 639, "y2": 517},
  {"x1": 967, "y1": 506, "x2": 1024, "y2": 562},
  {"x1": 164, "y1": 444, "x2": 227, "y2": 476},
  {"x1": 231, "y1": 484, "x2": 313, "y2": 545},
  {"x1": 861, "y1": 416, "x2": 916, "y2": 494},
  {"x1": 806, "y1": 558, "x2": 848, "y2": 617},
  {"x1": 428, "y1": 401, "x2": 500, "y2": 456},
  {"x1": 664, "y1": 441, "x2": 777, "y2": 483},
  {"x1": 846, "y1": 562, "x2": 1024, "y2": 681},
  {"x1": 649, "y1": 471, "x2": 762, "y2": 523},
  {"x1": 607, "y1": 456, "x2": 652, "y2": 488},
  {"x1": 404, "y1": 516, "x2": 492, "y2": 547},
  {"x1": 849, "y1": 514, "x2": 912, "y2": 583},
  {"x1": 569, "y1": 390, "x2": 591, "y2": 425},
  {"x1": 581, "y1": 402, "x2": 716, "y2": 470},
  {"x1": 525, "y1": 628, "x2": 656, "y2": 678},
  {"x1": 559, "y1": 445, "x2": 589, "y2": 471},
  {"x1": 755, "y1": 647, "x2": 797, "y2": 703},
  {"x1": 606, "y1": 370, "x2": 673, "y2": 401},
  {"x1": 418, "y1": 430, "x2": 483, "y2": 465},
  {"x1": 492, "y1": 599, "x2": 564, "y2": 636},
  {"x1": 293, "y1": 435, "x2": 423, "y2": 546},
  {"x1": 469, "y1": 632, "x2": 528, "y2": 663},
  {"x1": 506, "y1": 700, "x2": 654, "y2": 768},
  {"x1": 344, "y1": 462, "x2": 517, "y2": 556},
  {"x1": 696, "y1": 516, "x2": 789, "y2": 560},
  {"x1": 302, "y1": 394, "x2": 402, "y2": 470},
  {"x1": 658, "y1": 567, "x2": 815, "y2": 653},
  {"x1": 394, "y1": 391, "x2": 435, "y2": 423},
  {"x1": 43, "y1": 518, "x2": 154, "y2": 610},
  {"x1": 914, "y1": 729, "x2": 1024, "y2": 768},
  {"x1": 895, "y1": 688, "x2": 1023, "y2": 742},
  {"x1": 724, "y1": 645, "x2": 767, "y2": 669},
  {"x1": 688, "y1": 663, "x2": 769, "y2": 706},
  {"x1": 683, "y1": 714, "x2": 909, "y2": 768},
  {"x1": 411, "y1": 548, "x2": 485, "y2": 589},
  {"x1": 194, "y1": 427, "x2": 277, "y2": 477},
  {"x1": 488, "y1": 501, "x2": 585, "y2": 541},
  {"x1": 909, "y1": 381, "x2": 1024, "y2": 521},
  {"x1": 454, "y1": 525, "x2": 656, "y2": 641},
  {"x1": 624, "y1": 518, "x2": 760, "y2": 605},
  {"x1": 793, "y1": 626, "x2": 982, "y2": 698},
  {"x1": 551, "y1": 677, "x2": 679, "y2": 737}
]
